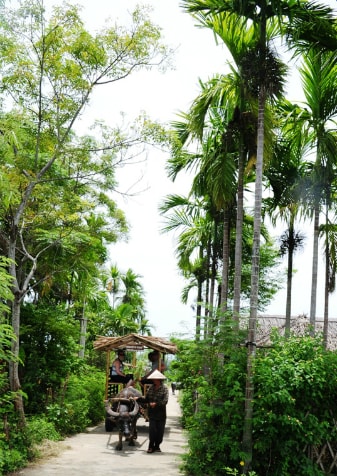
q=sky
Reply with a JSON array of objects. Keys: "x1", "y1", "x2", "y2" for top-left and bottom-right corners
[
  {"x1": 71, "y1": 0, "x2": 337, "y2": 338},
  {"x1": 75, "y1": 0, "x2": 227, "y2": 338}
]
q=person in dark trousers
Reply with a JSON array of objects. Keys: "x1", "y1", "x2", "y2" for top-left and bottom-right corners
[{"x1": 135, "y1": 369, "x2": 169, "y2": 453}]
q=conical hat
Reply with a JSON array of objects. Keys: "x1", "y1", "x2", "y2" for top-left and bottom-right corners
[{"x1": 148, "y1": 369, "x2": 166, "y2": 380}]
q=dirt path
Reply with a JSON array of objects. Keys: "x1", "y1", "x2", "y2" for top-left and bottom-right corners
[{"x1": 9, "y1": 391, "x2": 186, "y2": 476}]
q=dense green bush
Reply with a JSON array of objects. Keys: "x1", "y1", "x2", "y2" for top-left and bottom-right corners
[
  {"x1": 1, "y1": 301, "x2": 106, "y2": 474},
  {"x1": 174, "y1": 336, "x2": 248, "y2": 475},
  {"x1": 45, "y1": 368, "x2": 105, "y2": 434},
  {"x1": 1, "y1": 365, "x2": 105, "y2": 474},
  {"x1": 0, "y1": 324, "x2": 27, "y2": 475},
  {"x1": 1, "y1": 413, "x2": 61, "y2": 474},
  {"x1": 0, "y1": 447, "x2": 28, "y2": 474},
  {"x1": 253, "y1": 333, "x2": 337, "y2": 476},
  {"x1": 175, "y1": 332, "x2": 337, "y2": 476},
  {"x1": 25, "y1": 416, "x2": 62, "y2": 445},
  {"x1": 20, "y1": 304, "x2": 82, "y2": 414}
]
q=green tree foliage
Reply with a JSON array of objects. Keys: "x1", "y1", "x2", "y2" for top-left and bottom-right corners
[
  {"x1": 19, "y1": 304, "x2": 81, "y2": 414},
  {"x1": 0, "y1": 0, "x2": 171, "y2": 421},
  {"x1": 0, "y1": 257, "x2": 13, "y2": 317},
  {"x1": 0, "y1": 266, "x2": 23, "y2": 475},
  {"x1": 172, "y1": 326, "x2": 248, "y2": 474},
  {"x1": 176, "y1": 332, "x2": 337, "y2": 476},
  {"x1": 253, "y1": 333, "x2": 337, "y2": 476},
  {"x1": 45, "y1": 368, "x2": 105, "y2": 435},
  {"x1": 160, "y1": 191, "x2": 282, "y2": 334},
  {"x1": 179, "y1": 3, "x2": 337, "y2": 471}
]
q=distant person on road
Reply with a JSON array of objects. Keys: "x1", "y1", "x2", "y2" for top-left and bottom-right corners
[
  {"x1": 171, "y1": 381, "x2": 177, "y2": 395},
  {"x1": 110, "y1": 349, "x2": 133, "y2": 384},
  {"x1": 135, "y1": 369, "x2": 169, "y2": 453}
]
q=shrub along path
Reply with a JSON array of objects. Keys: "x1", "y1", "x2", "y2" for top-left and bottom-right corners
[{"x1": 9, "y1": 390, "x2": 186, "y2": 476}]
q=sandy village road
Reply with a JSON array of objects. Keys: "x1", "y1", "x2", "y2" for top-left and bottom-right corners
[{"x1": 8, "y1": 391, "x2": 187, "y2": 476}]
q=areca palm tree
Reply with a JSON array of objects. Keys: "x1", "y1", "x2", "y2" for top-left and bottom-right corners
[
  {"x1": 181, "y1": 10, "x2": 263, "y2": 324},
  {"x1": 170, "y1": 12, "x2": 280, "y2": 329},
  {"x1": 278, "y1": 47, "x2": 337, "y2": 334},
  {"x1": 263, "y1": 136, "x2": 306, "y2": 334},
  {"x1": 168, "y1": 97, "x2": 243, "y2": 334},
  {"x1": 182, "y1": 0, "x2": 336, "y2": 471},
  {"x1": 321, "y1": 209, "x2": 337, "y2": 349},
  {"x1": 182, "y1": 5, "x2": 284, "y2": 471},
  {"x1": 120, "y1": 269, "x2": 146, "y2": 326},
  {"x1": 105, "y1": 264, "x2": 121, "y2": 309},
  {"x1": 170, "y1": 73, "x2": 254, "y2": 322},
  {"x1": 298, "y1": 48, "x2": 337, "y2": 331},
  {"x1": 159, "y1": 193, "x2": 218, "y2": 340}
]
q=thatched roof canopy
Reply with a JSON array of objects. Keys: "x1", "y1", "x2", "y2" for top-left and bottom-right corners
[{"x1": 93, "y1": 333, "x2": 178, "y2": 354}]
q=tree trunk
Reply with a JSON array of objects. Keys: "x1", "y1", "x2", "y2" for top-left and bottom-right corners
[
  {"x1": 220, "y1": 207, "x2": 230, "y2": 319},
  {"x1": 309, "y1": 203, "x2": 320, "y2": 333},
  {"x1": 233, "y1": 148, "x2": 244, "y2": 324},
  {"x1": 242, "y1": 85, "x2": 266, "y2": 474},
  {"x1": 233, "y1": 92, "x2": 247, "y2": 325},
  {"x1": 208, "y1": 222, "x2": 218, "y2": 339},
  {"x1": 195, "y1": 245, "x2": 204, "y2": 341},
  {"x1": 323, "y1": 209, "x2": 329, "y2": 350},
  {"x1": 196, "y1": 278, "x2": 202, "y2": 342},
  {"x1": 204, "y1": 239, "x2": 211, "y2": 339},
  {"x1": 9, "y1": 296, "x2": 26, "y2": 426},
  {"x1": 78, "y1": 301, "x2": 87, "y2": 358},
  {"x1": 285, "y1": 215, "x2": 295, "y2": 336}
]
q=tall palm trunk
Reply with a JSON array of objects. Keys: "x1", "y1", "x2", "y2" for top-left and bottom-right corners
[
  {"x1": 285, "y1": 214, "x2": 295, "y2": 335},
  {"x1": 196, "y1": 279, "x2": 202, "y2": 341},
  {"x1": 220, "y1": 207, "x2": 230, "y2": 319},
  {"x1": 208, "y1": 221, "x2": 218, "y2": 338},
  {"x1": 195, "y1": 246, "x2": 204, "y2": 341},
  {"x1": 204, "y1": 240, "x2": 211, "y2": 339},
  {"x1": 310, "y1": 202, "x2": 320, "y2": 333},
  {"x1": 233, "y1": 78, "x2": 249, "y2": 326},
  {"x1": 233, "y1": 130, "x2": 245, "y2": 325},
  {"x1": 323, "y1": 206, "x2": 329, "y2": 350},
  {"x1": 242, "y1": 83, "x2": 266, "y2": 473}
]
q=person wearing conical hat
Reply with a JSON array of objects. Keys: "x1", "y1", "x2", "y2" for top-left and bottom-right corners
[{"x1": 135, "y1": 369, "x2": 169, "y2": 453}]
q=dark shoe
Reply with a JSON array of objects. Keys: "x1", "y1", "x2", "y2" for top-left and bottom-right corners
[
  {"x1": 147, "y1": 448, "x2": 154, "y2": 453},
  {"x1": 154, "y1": 447, "x2": 161, "y2": 452}
]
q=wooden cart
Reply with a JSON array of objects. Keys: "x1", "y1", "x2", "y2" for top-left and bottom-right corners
[{"x1": 93, "y1": 333, "x2": 178, "y2": 399}]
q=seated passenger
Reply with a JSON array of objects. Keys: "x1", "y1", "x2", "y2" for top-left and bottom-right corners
[
  {"x1": 110, "y1": 349, "x2": 133, "y2": 383},
  {"x1": 140, "y1": 350, "x2": 166, "y2": 386},
  {"x1": 151, "y1": 350, "x2": 166, "y2": 372}
]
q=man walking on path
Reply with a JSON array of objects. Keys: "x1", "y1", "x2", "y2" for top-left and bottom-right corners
[{"x1": 8, "y1": 390, "x2": 185, "y2": 476}]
